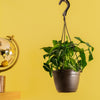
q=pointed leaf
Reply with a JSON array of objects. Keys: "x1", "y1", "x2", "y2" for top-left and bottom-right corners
[
  {"x1": 85, "y1": 42, "x2": 94, "y2": 52},
  {"x1": 41, "y1": 47, "x2": 52, "y2": 53},
  {"x1": 58, "y1": 40, "x2": 62, "y2": 45},
  {"x1": 43, "y1": 66, "x2": 50, "y2": 72},
  {"x1": 68, "y1": 63, "x2": 77, "y2": 71},
  {"x1": 92, "y1": 47, "x2": 94, "y2": 51},
  {"x1": 50, "y1": 56, "x2": 58, "y2": 66},
  {"x1": 80, "y1": 49, "x2": 87, "y2": 68},
  {"x1": 88, "y1": 48, "x2": 93, "y2": 61},
  {"x1": 53, "y1": 40, "x2": 57, "y2": 46},
  {"x1": 85, "y1": 42, "x2": 92, "y2": 47},
  {"x1": 89, "y1": 54, "x2": 93, "y2": 61},
  {"x1": 77, "y1": 60, "x2": 83, "y2": 71},
  {"x1": 49, "y1": 71, "x2": 53, "y2": 77},
  {"x1": 74, "y1": 46, "x2": 81, "y2": 52},
  {"x1": 43, "y1": 54, "x2": 49, "y2": 59},
  {"x1": 74, "y1": 37, "x2": 84, "y2": 43},
  {"x1": 66, "y1": 36, "x2": 68, "y2": 41}
]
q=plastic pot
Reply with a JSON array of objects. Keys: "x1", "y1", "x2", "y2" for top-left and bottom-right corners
[{"x1": 53, "y1": 69, "x2": 80, "y2": 92}]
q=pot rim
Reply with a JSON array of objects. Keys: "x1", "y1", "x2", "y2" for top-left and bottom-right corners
[{"x1": 53, "y1": 69, "x2": 80, "y2": 75}]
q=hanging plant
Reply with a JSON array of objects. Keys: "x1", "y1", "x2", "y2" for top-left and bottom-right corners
[
  {"x1": 41, "y1": 0, "x2": 94, "y2": 92},
  {"x1": 42, "y1": 37, "x2": 94, "y2": 76}
]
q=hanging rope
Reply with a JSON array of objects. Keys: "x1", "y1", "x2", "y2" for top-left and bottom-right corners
[
  {"x1": 59, "y1": 0, "x2": 82, "y2": 71},
  {"x1": 59, "y1": 0, "x2": 71, "y2": 42}
]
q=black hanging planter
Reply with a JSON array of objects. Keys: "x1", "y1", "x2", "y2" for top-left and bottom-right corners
[
  {"x1": 52, "y1": 0, "x2": 80, "y2": 92},
  {"x1": 41, "y1": 0, "x2": 94, "y2": 93},
  {"x1": 53, "y1": 70, "x2": 80, "y2": 92}
]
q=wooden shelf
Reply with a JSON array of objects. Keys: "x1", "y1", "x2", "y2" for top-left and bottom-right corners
[{"x1": 0, "y1": 92, "x2": 20, "y2": 100}]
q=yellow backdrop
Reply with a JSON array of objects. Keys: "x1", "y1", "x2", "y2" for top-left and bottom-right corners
[{"x1": 0, "y1": 0, "x2": 99, "y2": 100}]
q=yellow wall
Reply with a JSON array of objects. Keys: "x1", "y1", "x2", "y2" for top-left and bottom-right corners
[{"x1": 0, "y1": 0, "x2": 99, "y2": 100}]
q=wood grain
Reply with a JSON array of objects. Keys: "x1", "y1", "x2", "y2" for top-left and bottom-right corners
[{"x1": 0, "y1": 92, "x2": 20, "y2": 100}]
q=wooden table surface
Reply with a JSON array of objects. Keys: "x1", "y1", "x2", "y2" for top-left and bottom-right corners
[{"x1": 0, "y1": 92, "x2": 20, "y2": 100}]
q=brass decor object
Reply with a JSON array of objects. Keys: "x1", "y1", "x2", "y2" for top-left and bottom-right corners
[{"x1": 0, "y1": 36, "x2": 19, "y2": 92}]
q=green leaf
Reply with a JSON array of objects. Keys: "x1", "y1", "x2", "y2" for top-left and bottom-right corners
[
  {"x1": 88, "y1": 48, "x2": 93, "y2": 61},
  {"x1": 75, "y1": 37, "x2": 94, "y2": 52},
  {"x1": 44, "y1": 63, "x2": 49, "y2": 67},
  {"x1": 43, "y1": 54, "x2": 49, "y2": 59},
  {"x1": 77, "y1": 60, "x2": 82, "y2": 71},
  {"x1": 70, "y1": 58, "x2": 76, "y2": 65},
  {"x1": 74, "y1": 37, "x2": 84, "y2": 43},
  {"x1": 41, "y1": 47, "x2": 52, "y2": 53},
  {"x1": 89, "y1": 54, "x2": 93, "y2": 61},
  {"x1": 49, "y1": 45, "x2": 62, "y2": 55},
  {"x1": 49, "y1": 71, "x2": 53, "y2": 77},
  {"x1": 84, "y1": 42, "x2": 94, "y2": 51},
  {"x1": 43, "y1": 63, "x2": 51, "y2": 72},
  {"x1": 66, "y1": 36, "x2": 68, "y2": 41},
  {"x1": 80, "y1": 49, "x2": 87, "y2": 68},
  {"x1": 43, "y1": 66, "x2": 50, "y2": 72},
  {"x1": 58, "y1": 40, "x2": 62, "y2": 44},
  {"x1": 64, "y1": 41, "x2": 73, "y2": 48},
  {"x1": 68, "y1": 63, "x2": 77, "y2": 71},
  {"x1": 85, "y1": 42, "x2": 92, "y2": 47},
  {"x1": 58, "y1": 49, "x2": 64, "y2": 57},
  {"x1": 74, "y1": 46, "x2": 81, "y2": 52},
  {"x1": 53, "y1": 40, "x2": 57, "y2": 46},
  {"x1": 49, "y1": 64, "x2": 53, "y2": 77},
  {"x1": 69, "y1": 49, "x2": 74, "y2": 57},
  {"x1": 92, "y1": 47, "x2": 94, "y2": 51},
  {"x1": 50, "y1": 56, "x2": 58, "y2": 66}
]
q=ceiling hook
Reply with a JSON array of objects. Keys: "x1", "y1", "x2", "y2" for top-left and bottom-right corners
[{"x1": 59, "y1": 0, "x2": 70, "y2": 17}]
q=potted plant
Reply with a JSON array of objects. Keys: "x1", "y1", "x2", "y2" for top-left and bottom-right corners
[
  {"x1": 41, "y1": 36, "x2": 94, "y2": 92},
  {"x1": 41, "y1": 0, "x2": 94, "y2": 92}
]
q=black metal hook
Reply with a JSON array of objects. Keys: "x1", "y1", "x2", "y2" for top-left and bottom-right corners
[{"x1": 59, "y1": 0, "x2": 70, "y2": 17}]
